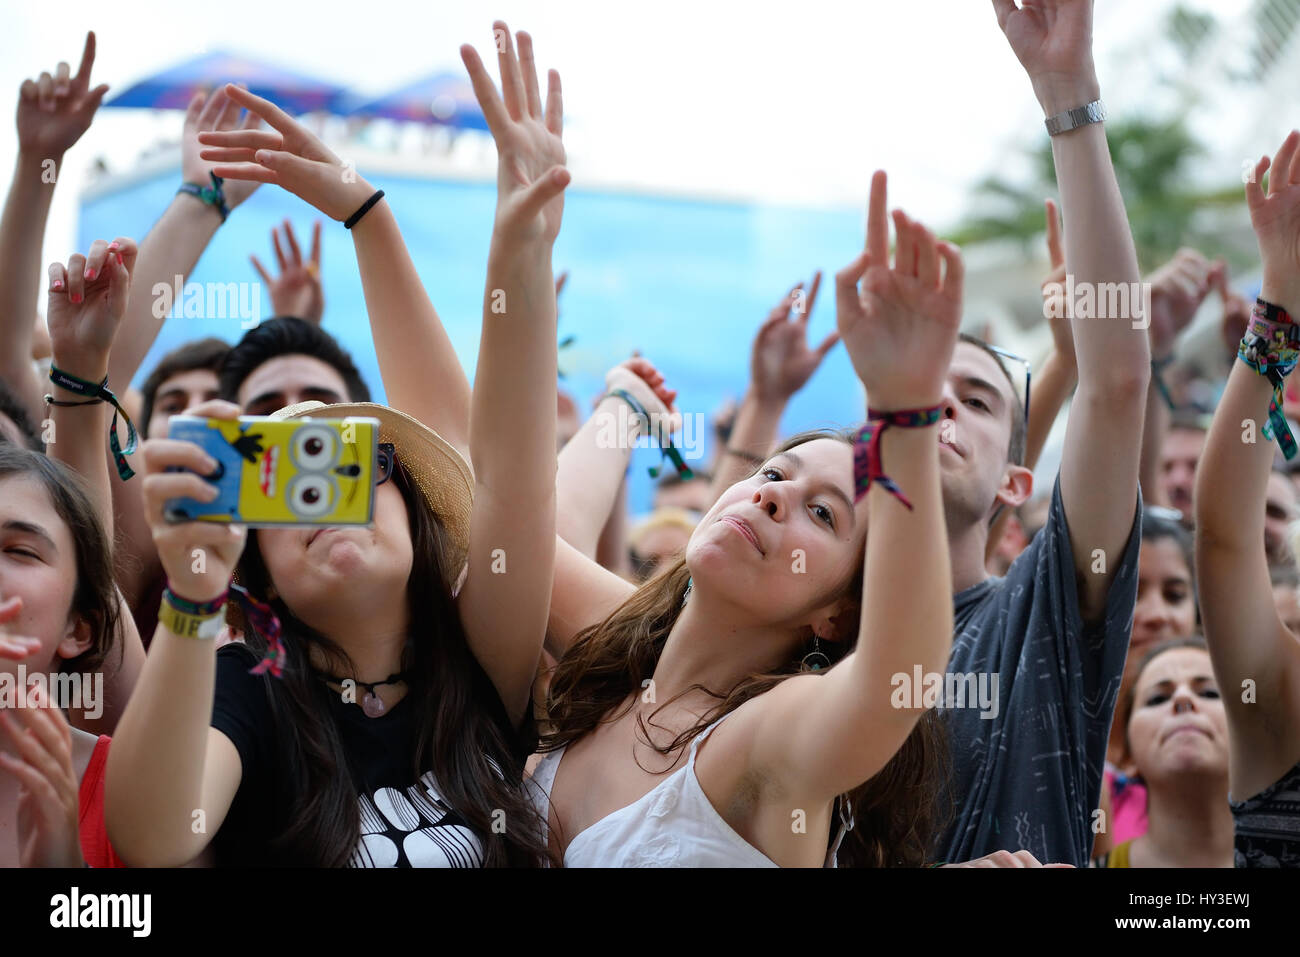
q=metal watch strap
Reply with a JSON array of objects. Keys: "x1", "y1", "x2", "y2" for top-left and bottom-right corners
[{"x1": 1044, "y1": 99, "x2": 1106, "y2": 136}]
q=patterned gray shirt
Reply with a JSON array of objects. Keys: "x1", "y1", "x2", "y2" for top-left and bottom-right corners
[{"x1": 936, "y1": 476, "x2": 1142, "y2": 866}]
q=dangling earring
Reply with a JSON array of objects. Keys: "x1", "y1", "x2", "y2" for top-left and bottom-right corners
[
  {"x1": 681, "y1": 577, "x2": 693, "y2": 607},
  {"x1": 801, "y1": 633, "x2": 830, "y2": 672}
]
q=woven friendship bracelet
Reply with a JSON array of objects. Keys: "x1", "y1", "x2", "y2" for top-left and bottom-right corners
[
  {"x1": 853, "y1": 405, "x2": 944, "y2": 510},
  {"x1": 1238, "y1": 299, "x2": 1300, "y2": 460},
  {"x1": 47, "y1": 365, "x2": 139, "y2": 480}
]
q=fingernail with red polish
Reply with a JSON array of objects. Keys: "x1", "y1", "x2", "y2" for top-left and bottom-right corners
[
  {"x1": 52, "y1": 279, "x2": 63, "y2": 290},
  {"x1": 70, "y1": 293, "x2": 81, "y2": 303},
  {"x1": 84, "y1": 268, "x2": 96, "y2": 280}
]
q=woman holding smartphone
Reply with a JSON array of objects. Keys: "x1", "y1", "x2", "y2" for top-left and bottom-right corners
[{"x1": 104, "y1": 22, "x2": 567, "y2": 867}]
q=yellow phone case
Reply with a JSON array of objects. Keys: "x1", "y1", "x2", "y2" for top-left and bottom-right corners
[{"x1": 164, "y1": 415, "x2": 380, "y2": 527}]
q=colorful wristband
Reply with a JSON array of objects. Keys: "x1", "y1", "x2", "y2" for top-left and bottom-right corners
[
  {"x1": 1238, "y1": 298, "x2": 1300, "y2": 460},
  {"x1": 230, "y1": 583, "x2": 286, "y2": 678},
  {"x1": 853, "y1": 405, "x2": 944, "y2": 510},
  {"x1": 177, "y1": 172, "x2": 230, "y2": 223},
  {"x1": 160, "y1": 587, "x2": 227, "y2": 640},
  {"x1": 47, "y1": 365, "x2": 139, "y2": 480}
]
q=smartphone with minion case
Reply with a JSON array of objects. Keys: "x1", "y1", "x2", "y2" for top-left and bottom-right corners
[{"x1": 164, "y1": 415, "x2": 381, "y2": 527}]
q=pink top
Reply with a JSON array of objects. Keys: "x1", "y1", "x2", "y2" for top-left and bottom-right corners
[{"x1": 1106, "y1": 764, "x2": 1149, "y2": 845}]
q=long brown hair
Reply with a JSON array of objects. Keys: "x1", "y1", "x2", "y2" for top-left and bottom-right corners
[
  {"x1": 543, "y1": 429, "x2": 950, "y2": 866},
  {"x1": 234, "y1": 456, "x2": 548, "y2": 866}
]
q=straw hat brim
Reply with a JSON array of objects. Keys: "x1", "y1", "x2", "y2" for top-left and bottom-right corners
[{"x1": 268, "y1": 401, "x2": 474, "y2": 576}]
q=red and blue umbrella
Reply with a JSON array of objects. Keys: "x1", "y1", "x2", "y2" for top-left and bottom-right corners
[
  {"x1": 343, "y1": 72, "x2": 488, "y2": 131},
  {"x1": 103, "y1": 51, "x2": 346, "y2": 115}
]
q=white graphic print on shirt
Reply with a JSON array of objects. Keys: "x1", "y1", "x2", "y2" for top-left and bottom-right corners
[{"x1": 350, "y1": 771, "x2": 484, "y2": 868}]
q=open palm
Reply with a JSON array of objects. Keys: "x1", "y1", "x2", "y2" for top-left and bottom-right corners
[
  {"x1": 199, "y1": 84, "x2": 373, "y2": 222},
  {"x1": 462, "y1": 24, "x2": 567, "y2": 244},
  {"x1": 1247, "y1": 131, "x2": 1300, "y2": 308},
  {"x1": 836, "y1": 172, "x2": 963, "y2": 409},
  {"x1": 751, "y1": 272, "x2": 839, "y2": 401}
]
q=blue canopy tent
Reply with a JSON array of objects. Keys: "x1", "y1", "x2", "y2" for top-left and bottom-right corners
[
  {"x1": 344, "y1": 72, "x2": 488, "y2": 130},
  {"x1": 102, "y1": 51, "x2": 346, "y2": 115}
]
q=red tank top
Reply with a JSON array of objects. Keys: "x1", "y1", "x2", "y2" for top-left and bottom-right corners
[{"x1": 78, "y1": 735, "x2": 125, "y2": 868}]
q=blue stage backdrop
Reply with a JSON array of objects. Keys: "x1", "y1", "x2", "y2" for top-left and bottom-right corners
[{"x1": 80, "y1": 169, "x2": 867, "y2": 515}]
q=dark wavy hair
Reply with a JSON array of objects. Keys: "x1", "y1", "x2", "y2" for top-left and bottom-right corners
[
  {"x1": 218, "y1": 317, "x2": 370, "y2": 404},
  {"x1": 542, "y1": 429, "x2": 951, "y2": 866},
  {"x1": 0, "y1": 445, "x2": 121, "y2": 674},
  {"x1": 233, "y1": 455, "x2": 547, "y2": 866}
]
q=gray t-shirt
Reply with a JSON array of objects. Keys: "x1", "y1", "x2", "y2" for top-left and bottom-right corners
[{"x1": 936, "y1": 475, "x2": 1141, "y2": 866}]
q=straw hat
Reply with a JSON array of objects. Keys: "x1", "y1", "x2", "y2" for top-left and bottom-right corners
[{"x1": 269, "y1": 401, "x2": 474, "y2": 575}]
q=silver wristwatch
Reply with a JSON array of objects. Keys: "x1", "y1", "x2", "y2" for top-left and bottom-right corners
[{"x1": 1044, "y1": 99, "x2": 1106, "y2": 136}]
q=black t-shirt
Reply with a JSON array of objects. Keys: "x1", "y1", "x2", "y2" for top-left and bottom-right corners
[
  {"x1": 936, "y1": 476, "x2": 1142, "y2": 866},
  {"x1": 211, "y1": 643, "x2": 499, "y2": 867}
]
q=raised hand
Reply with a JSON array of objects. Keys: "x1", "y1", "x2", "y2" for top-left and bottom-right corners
[
  {"x1": 751, "y1": 271, "x2": 840, "y2": 402},
  {"x1": 0, "y1": 682, "x2": 84, "y2": 867},
  {"x1": 1215, "y1": 268, "x2": 1252, "y2": 356},
  {"x1": 46, "y1": 237, "x2": 138, "y2": 381},
  {"x1": 1145, "y1": 247, "x2": 1223, "y2": 359},
  {"x1": 835, "y1": 171, "x2": 964, "y2": 409},
  {"x1": 1040, "y1": 198, "x2": 1075, "y2": 361},
  {"x1": 461, "y1": 23, "x2": 569, "y2": 245},
  {"x1": 1246, "y1": 130, "x2": 1300, "y2": 312},
  {"x1": 15, "y1": 32, "x2": 109, "y2": 160},
  {"x1": 181, "y1": 86, "x2": 263, "y2": 211},
  {"x1": 604, "y1": 356, "x2": 681, "y2": 440},
  {"x1": 251, "y1": 220, "x2": 324, "y2": 322},
  {"x1": 140, "y1": 399, "x2": 248, "y2": 605},
  {"x1": 198, "y1": 84, "x2": 374, "y2": 222},
  {"x1": 992, "y1": 0, "x2": 1099, "y2": 114}
]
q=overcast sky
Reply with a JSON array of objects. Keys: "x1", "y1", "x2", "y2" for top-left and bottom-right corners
[{"x1": 0, "y1": 0, "x2": 1252, "y2": 267}]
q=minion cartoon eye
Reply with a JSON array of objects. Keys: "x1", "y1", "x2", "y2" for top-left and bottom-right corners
[
  {"x1": 286, "y1": 474, "x2": 335, "y2": 518},
  {"x1": 292, "y1": 426, "x2": 339, "y2": 470}
]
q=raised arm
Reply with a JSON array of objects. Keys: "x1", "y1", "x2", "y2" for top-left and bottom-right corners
[
  {"x1": 1138, "y1": 248, "x2": 1221, "y2": 509},
  {"x1": 748, "y1": 171, "x2": 958, "y2": 801},
  {"x1": 556, "y1": 357, "x2": 678, "y2": 557},
  {"x1": 1195, "y1": 132, "x2": 1300, "y2": 796},
  {"x1": 994, "y1": 0, "x2": 1148, "y2": 619},
  {"x1": 201, "y1": 85, "x2": 472, "y2": 456},
  {"x1": 0, "y1": 32, "x2": 108, "y2": 427},
  {"x1": 106, "y1": 87, "x2": 263, "y2": 391},
  {"x1": 105, "y1": 400, "x2": 248, "y2": 866},
  {"x1": 987, "y1": 199, "x2": 1076, "y2": 563},
  {"x1": 708, "y1": 274, "x2": 838, "y2": 505},
  {"x1": 44, "y1": 237, "x2": 146, "y2": 732},
  {"x1": 450, "y1": 23, "x2": 571, "y2": 726}
]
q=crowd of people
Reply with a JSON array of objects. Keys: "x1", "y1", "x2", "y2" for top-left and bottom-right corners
[{"x1": 1, "y1": 0, "x2": 1298, "y2": 869}]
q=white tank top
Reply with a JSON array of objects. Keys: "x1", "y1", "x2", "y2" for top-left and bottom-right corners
[{"x1": 529, "y1": 714, "x2": 778, "y2": 867}]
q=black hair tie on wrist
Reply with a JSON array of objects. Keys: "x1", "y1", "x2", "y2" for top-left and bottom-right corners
[{"x1": 344, "y1": 190, "x2": 385, "y2": 229}]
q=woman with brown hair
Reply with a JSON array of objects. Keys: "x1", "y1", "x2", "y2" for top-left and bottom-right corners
[{"x1": 535, "y1": 170, "x2": 962, "y2": 866}]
